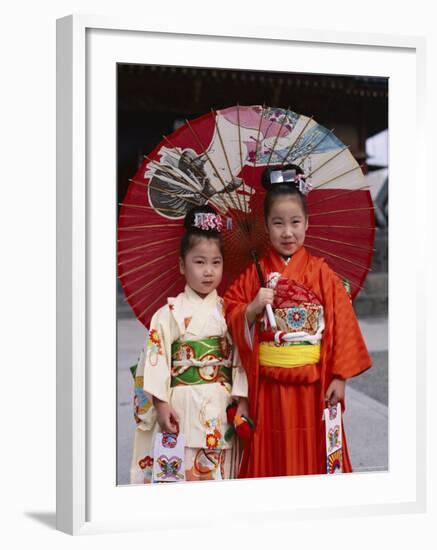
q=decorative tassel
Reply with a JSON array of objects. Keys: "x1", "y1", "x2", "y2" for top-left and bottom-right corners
[{"x1": 225, "y1": 402, "x2": 255, "y2": 442}]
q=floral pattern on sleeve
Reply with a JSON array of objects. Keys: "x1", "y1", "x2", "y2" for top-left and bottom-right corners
[
  {"x1": 147, "y1": 329, "x2": 163, "y2": 366},
  {"x1": 133, "y1": 376, "x2": 153, "y2": 424}
]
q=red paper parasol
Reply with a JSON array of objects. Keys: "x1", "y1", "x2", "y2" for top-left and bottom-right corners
[{"x1": 118, "y1": 105, "x2": 375, "y2": 327}]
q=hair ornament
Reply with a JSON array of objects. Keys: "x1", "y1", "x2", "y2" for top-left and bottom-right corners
[
  {"x1": 269, "y1": 168, "x2": 312, "y2": 195},
  {"x1": 193, "y1": 212, "x2": 223, "y2": 232},
  {"x1": 295, "y1": 173, "x2": 312, "y2": 195}
]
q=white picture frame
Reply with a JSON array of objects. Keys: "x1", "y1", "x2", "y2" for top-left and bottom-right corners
[{"x1": 56, "y1": 14, "x2": 427, "y2": 535}]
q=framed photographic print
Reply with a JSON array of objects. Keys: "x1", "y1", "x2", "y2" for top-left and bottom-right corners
[{"x1": 56, "y1": 15, "x2": 426, "y2": 535}]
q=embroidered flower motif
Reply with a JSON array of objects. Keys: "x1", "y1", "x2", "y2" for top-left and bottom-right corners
[
  {"x1": 202, "y1": 414, "x2": 224, "y2": 450},
  {"x1": 156, "y1": 455, "x2": 184, "y2": 480},
  {"x1": 287, "y1": 307, "x2": 307, "y2": 329},
  {"x1": 206, "y1": 428, "x2": 222, "y2": 450},
  {"x1": 175, "y1": 343, "x2": 195, "y2": 362},
  {"x1": 133, "y1": 376, "x2": 153, "y2": 421},
  {"x1": 198, "y1": 360, "x2": 219, "y2": 382},
  {"x1": 138, "y1": 455, "x2": 154, "y2": 482},
  {"x1": 139, "y1": 455, "x2": 153, "y2": 470},
  {"x1": 134, "y1": 391, "x2": 152, "y2": 419},
  {"x1": 328, "y1": 405, "x2": 338, "y2": 421},
  {"x1": 162, "y1": 433, "x2": 178, "y2": 449},
  {"x1": 219, "y1": 337, "x2": 231, "y2": 360},
  {"x1": 328, "y1": 426, "x2": 340, "y2": 452},
  {"x1": 147, "y1": 329, "x2": 163, "y2": 365},
  {"x1": 328, "y1": 449, "x2": 342, "y2": 474},
  {"x1": 205, "y1": 417, "x2": 219, "y2": 430},
  {"x1": 205, "y1": 417, "x2": 223, "y2": 448},
  {"x1": 206, "y1": 433, "x2": 219, "y2": 449}
]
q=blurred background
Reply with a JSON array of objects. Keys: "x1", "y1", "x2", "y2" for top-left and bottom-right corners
[{"x1": 116, "y1": 64, "x2": 388, "y2": 485}]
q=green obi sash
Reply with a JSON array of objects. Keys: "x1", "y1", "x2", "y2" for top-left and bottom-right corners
[{"x1": 170, "y1": 336, "x2": 232, "y2": 388}]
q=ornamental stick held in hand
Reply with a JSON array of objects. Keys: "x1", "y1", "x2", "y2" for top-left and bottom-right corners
[{"x1": 251, "y1": 250, "x2": 277, "y2": 329}]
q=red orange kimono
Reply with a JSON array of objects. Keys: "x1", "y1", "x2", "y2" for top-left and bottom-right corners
[{"x1": 224, "y1": 246, "x2": 371, "y2": 478}]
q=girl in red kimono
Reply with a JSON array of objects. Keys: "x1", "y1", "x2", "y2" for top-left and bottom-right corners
[{"x1": 224, "y1": 164, "x2": 372, "y2": 478}]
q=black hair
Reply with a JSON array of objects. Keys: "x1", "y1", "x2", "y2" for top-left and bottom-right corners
[
  {"x1": 179, "y1": 205, "x2": 224, "y2": 259},
  {"x1": 262, "y1": 164, "x2": 308, "y2": 222}
]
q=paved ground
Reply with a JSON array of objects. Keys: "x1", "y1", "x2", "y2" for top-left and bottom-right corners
[
  {"x1": 349, "y1": 317, "x2": 388, "y2": 405},
  {"x1": 117, "y1": 315, "x2": 389, "y2": 485}
]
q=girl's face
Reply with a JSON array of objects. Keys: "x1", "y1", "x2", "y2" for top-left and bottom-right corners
[
  {"x1": 266, "y1": 196, "x2": 308, "y2": 257},
  {"x1": 179, "y1": 238, "x2": 223, "y2": 298}
]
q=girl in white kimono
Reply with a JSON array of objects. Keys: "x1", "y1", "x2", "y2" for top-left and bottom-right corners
[{"x1": 130, "y1": 205, "x2": 249, "y2": 483}]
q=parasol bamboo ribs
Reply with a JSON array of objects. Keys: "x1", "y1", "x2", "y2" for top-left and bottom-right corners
[
  {"x1": 279, "y1": 115, "x2": 314, "y2": 167},
  {"x1": 305, "y1": 146, "x2": 350, "y2": 179},
  {"x1": 137, "y1": 278, "x2": 181, "y2": 323},
  {"x1": 305, "y1": 234, "x2": 376, "y2": 251},
  {"x1": 251, "y1": 103, "x2": 266, "y2": 175},
  {"x1": 118, "y1": 236, "x2": 181, "y2": 257},
  {"x1": 307, "y1": 186, "x2": 370, "y2": 208},
  {"x1": 266, "y1": 106, "x2": 291, "y2": 167},
  {"x1": 304, "y1": 243, "x2": 372, "y2": 271},
  {"x1": 309, "y1": 224, "x2": 374, "y2": 229},
  {"x1": 125, "y1": 265, "x2": 180, "y2": 302},
  {"x1": 237, "y1": 104, "x2": 243, "y2": 175},
  {"x1": 296, "y1": 128, "x2": 336, "y2": 168},
  {"x1": 119, "y1": 249, "x2": 180, "y2": 278},
  {"x1": 119, "y1": 203, "x2": 187, "y2": 216},
  {"x1": 308, "y1": 206, "x2": 374, "y2": 217},
  {"x1": 211, "y1": 108, "x2": 246, "y2": 217},
  {"x1": 184, "y1": 118, "x2": 248, "y2": 228},
  {"x1": 311, "y1": 164, "x2": 365, "y2": 190}
]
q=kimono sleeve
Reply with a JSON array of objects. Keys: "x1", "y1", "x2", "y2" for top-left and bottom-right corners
[
  {"x1": 142, "y1": 305, "x2": 178, "y2": 403},
  {"x1": 133, "y1": 349, "x2": 156, "y2": 430},
  {"x1": 230, "y1": 344, "x2": 249, "y2": 398},
  {"x1": 321, "y1": 262, "x2": 372, "y2": 380}
]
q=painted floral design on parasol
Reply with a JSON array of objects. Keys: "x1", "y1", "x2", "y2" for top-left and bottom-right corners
[{"x1": 118, "y1": 105, "x2": 375, "y2": 327}]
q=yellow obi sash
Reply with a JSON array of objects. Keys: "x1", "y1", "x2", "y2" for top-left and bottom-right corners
[{"x1": 259, "y1": 341, "x2": 321, "y2": 368}]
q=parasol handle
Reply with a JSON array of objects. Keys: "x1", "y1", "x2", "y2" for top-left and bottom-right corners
[
  {"x1": 265, "y1": 304, "x2": 277, "y2": 331},
  {"x1": 251, "y1": 250, "x2": 277, "y2": 330}
]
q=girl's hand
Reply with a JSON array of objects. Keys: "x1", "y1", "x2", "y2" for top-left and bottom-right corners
[
  {"x1": 235, "y1": 397, "x2": 249, "y2": 420},
  {"x1": 325, "y1": 378, "x2": 345, "y2": 407},
  {"x1": 246, "y1": 288, "x2": 275, "y2": 325},
  {"x1": 153, "y1": 397, "x2": 180, "y2": 434}
]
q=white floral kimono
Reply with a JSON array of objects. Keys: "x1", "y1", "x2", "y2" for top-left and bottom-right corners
[{"x1": 130, "y1": 285, "x2": 248, "y2": 483}]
